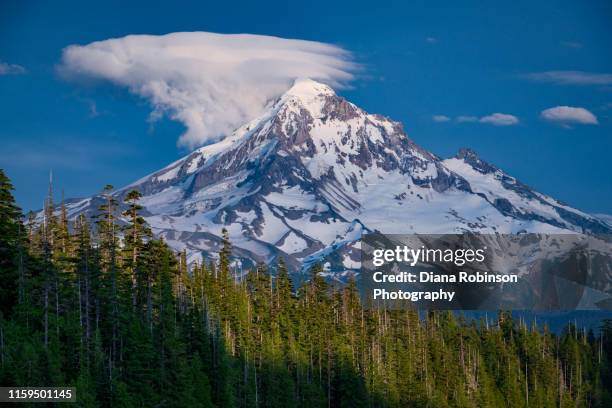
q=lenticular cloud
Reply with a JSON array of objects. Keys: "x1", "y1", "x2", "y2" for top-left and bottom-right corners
[{"x1": 59, "y1": 32, "x2": 356, "y2": 148}]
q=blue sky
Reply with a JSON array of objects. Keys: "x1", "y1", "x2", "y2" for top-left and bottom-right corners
[{"x1": 0, "y1": 0, "x2": 611, "y2": 213}]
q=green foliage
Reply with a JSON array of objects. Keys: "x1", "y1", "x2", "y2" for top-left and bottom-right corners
[
  {"x1": 0, "y1": 169, "x2": 24, "y2": 318},
  {"x1": 0, "y1": 169, "x2": 610, "y2": 407}
]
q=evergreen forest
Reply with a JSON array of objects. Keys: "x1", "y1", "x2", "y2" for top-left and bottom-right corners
[{"x1": 0, "y1": 169, "x2": 611, "y2": 407}]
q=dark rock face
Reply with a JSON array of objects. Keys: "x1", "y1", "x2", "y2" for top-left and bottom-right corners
[
  {"x1": 322, "y1": 97, "x2": 360, "y2": 121},
  {"x1": 493, "y1": 198, "x2": 515, "y2": 214},
  {"x1": 556, "y1": 207, "x2": 611, "y2": 234},
  {"x1": 456, "y1": 148, "x2": 499, "y2": 174}
]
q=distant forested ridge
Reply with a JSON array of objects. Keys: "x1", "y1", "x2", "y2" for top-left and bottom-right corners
[{"x1": 0, "y1": 169, "x2": 610, "y2": 407}]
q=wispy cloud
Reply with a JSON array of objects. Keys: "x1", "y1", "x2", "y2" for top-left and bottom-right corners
[
  {"x1": 524, "y1": 71, "x2": 612, "y2": 86},
  {"x1": 58, "y1": 32, "x2": 357, "y2": 149},
  {"x1": 0, "y1": 61, "x2": 26, "y2": 75},
  {"x1": 540, "y1": 106, "x2": 598, "y2": 125},
  {"x1": 560, "y1": 41, "x2": 583, "y2": 49},
  {"x1": 456, "y1": 115, "x2": 478, "y2": 123},
  {"x1": 479, "y1": 113, "x2": 519, "y2": 126},
  {"x1": 435, "y1": 114, "x2": 519, "y2": 126},
  {"x1": 432, "y1": 115, "x2": 450, "y2": 122},
  {"x1": 81, "y1": 98, "x2": 103, "y2": 118},
  {"x1": 425, "y1": 37, "x2": 437, "y2": 44}
]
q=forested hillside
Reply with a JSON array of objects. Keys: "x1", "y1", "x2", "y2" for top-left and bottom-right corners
[{"x1": 0, "y1": 169, "x2": 610, "y2": 407}]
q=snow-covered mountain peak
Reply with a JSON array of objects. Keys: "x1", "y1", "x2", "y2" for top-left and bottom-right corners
[
  {"x1": 283, "y1": 78, "x2": 336, "y2": 99},
  {"x1": 271, "y1": 78, "x2": 339, "y2": 121},
  {"x1": 62, "y1": 82, "x2": 612, "y2": 273}
]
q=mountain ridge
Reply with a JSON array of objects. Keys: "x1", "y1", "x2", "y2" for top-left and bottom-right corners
[{"x1": 59, "y1": 78, "x2": 611, "y2": 275}]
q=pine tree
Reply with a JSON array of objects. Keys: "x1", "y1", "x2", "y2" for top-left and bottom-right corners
[
  {"x1": 95, "y1": 184, "x2": 122, "y2": 369},
  {"x1": 0, "y1": 169, "x2": 24, "y2": 317},
  {"x1": 122, "y1": 190, "x2": 148, "y2": 311}
]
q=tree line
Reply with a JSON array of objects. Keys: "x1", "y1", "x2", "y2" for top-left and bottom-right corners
[{"x1": 0, "y1": 168, "x2": 610, "y2": 407}]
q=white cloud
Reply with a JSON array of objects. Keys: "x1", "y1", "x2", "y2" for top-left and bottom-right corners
[
  {"x1": 456, "y1": 115, "x2": 478, "y2": 123},
  {"x1": 0, "y1": 62, "x2": 26, "y2": 75},
  {"x1": 479, "y1": 113, "x2": 519, "y2": 126},
  {"x1": 540, "y1": 106, "x2": 598, "y2": 125},
  {"x1": 453, "y1": 113, "x2": 519, "y2": 126},
  {"x1": 432, "y1": 115, "x2": 450, "y2": 122},
  {"x1": 58, "y1": 32, "x2": 356, "y2": 148},
  {"x1": 525, "y1": 71, "x2": 612, "y2": 86},
  {"x1": 426, "y1": 37, "x2": 437, "y2": 44}
]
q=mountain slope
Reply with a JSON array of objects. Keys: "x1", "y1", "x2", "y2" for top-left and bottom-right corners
[{"x1": 63, "y1": 78, "x2": 611, "y2": 274}]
